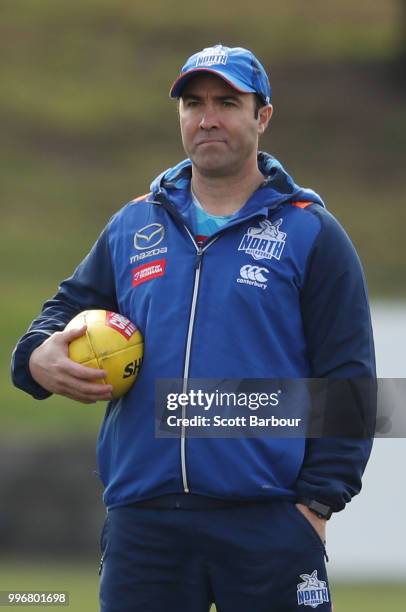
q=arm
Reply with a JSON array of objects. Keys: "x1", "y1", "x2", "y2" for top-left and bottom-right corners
[
  {"x1": 11, "y1": 225, "x2": 118, "y2": 402},
  {"x1": 295, "y1": 207, "x2": 376, "y2": 516}
]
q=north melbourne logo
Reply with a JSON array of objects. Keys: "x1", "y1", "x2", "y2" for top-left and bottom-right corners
[
  {"x1": 297, "y1": 570, "x2": 330, "y2": 608},
  {"x1": 195, "y1": 46, "x2": 228, "y2": 67},
  {"x1": 238, "y1": 219, "x2": 286, "y2": 261},
  {"x1": 237, "y1": 265, "x2": 269, "y2": 290}
]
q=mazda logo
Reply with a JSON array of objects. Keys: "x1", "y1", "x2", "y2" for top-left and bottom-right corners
[{"x1": 134, "y1": 223, "x2": 165, "y2": 250}]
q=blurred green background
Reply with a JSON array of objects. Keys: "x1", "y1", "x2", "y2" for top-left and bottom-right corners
[
  {"x1": 2, "y1": 0, "x2": 405, "y2": 433},
  {"x1": 1, "y1": 1, "x2": 405, "y2": 610}
]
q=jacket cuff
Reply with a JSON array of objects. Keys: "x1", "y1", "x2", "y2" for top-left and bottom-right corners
[
  {"x1": 294, "y1": 483, "x2": 346, "y2": 513},
  {"x1": 11, "y1": 333, "x2": 53, "y2": 400}
]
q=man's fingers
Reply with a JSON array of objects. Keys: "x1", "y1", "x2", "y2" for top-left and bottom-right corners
[
  {"x1": 61, "y1": 324, "x2": 88, "y2": 343},
  {"x1": 63, "y1": 391, "x2": 103, "y2": 405},
  {"x1": 57, "y1": 377, "x2": 113, "y2": 402},
  {"x1": 65, "y1": 359, "x2": 108, "y2": 381},
  {"x1": 29, "y1": 329, "x2": 114, "y2": 400},
  {"x1": 64, "y1": 391, "x2": 110, "y2": 404},
  {"x1": 66, "y1": 396, "x2": 96, "y2": 405}
]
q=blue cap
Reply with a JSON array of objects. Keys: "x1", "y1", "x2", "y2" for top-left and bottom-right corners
[{"x1": 169, "y1": 44, "x2": 271, "y2": 105}]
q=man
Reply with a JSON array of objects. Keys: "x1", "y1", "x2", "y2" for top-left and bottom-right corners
[{"x1": 12, "y1": 45, "x2": 375, "y2": 611}]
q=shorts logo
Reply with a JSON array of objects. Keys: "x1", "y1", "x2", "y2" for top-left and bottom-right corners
[
  {"x1": 195, "y1": 46, "x2": 228, "y2": 67},
  {"x1": 134, "y1": 223, "x2": 165, "y2": 250},
  {"x1": 237, "y1": 265, "x2": 269, "y2": 290},
  {"x1": 297, "y1": 570, "x2": 330, "y2": 608},
  {"x1": 238, "y1": 219, "x2": 286, "y2": 261},
  {"x1": 105, "y1": 312, "x2": 138, "y2": 340},
  {"x1": 132, "y1": 259, "x2": 166, "y2": 287}
]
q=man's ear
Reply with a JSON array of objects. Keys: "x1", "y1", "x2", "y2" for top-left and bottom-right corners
[{"x1": 258, "y1": 105, "x2": 273, "y2": 135}]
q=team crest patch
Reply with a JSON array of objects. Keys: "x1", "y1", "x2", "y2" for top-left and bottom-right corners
[
  {"x1": 195, "y1": 45, "x2": 228, "y2": 67},
  {"x1": 297, "y1": 570, "x2": 330, "y2": 608},
  {"x1": 238, "y1": 219, "x2": 286, "y2": 261}
]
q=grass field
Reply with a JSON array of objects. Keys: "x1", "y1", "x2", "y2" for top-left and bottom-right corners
[{"x1": 0, "y1": 562, "x2": 405, "y2": 611}]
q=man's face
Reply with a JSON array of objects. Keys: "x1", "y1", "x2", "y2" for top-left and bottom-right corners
[{"x1": 178, "y1": 74, "x2": 271, "y2": 178}]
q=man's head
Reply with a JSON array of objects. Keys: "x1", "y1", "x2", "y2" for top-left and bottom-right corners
[{"x1": 170, "y1": 45, "x2": 273, "y2": 179}]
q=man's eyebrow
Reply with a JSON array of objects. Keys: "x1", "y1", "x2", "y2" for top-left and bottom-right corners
[
  {"x1": 216, "y1": 94, "x2": 241, "y2": 102},
  {"x1": 182, "y1": 93, "x2": 242, "y2": 102},
  {"x1": 181, "y1": 93, "x2": 201, "y2": 101}
]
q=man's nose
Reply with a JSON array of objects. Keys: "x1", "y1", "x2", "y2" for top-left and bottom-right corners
[{"x1": 199, "y1": 107, "x2": 219, "y2": 130}]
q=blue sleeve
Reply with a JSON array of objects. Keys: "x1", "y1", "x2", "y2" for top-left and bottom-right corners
[
  {"x1": 11, "y1": 225, "x2": 118, "y2": 400},
  {"x1": 295, "y1": 206, "x2": 376, "y2": 512}
]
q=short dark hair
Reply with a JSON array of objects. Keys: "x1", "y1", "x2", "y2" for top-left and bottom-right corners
[{"x1": 254, "y1": 94, "x2": 265, "y2": 119}]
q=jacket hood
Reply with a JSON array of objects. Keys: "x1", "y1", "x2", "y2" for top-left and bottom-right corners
[{"x1": 150, "y1": 152, "x2": 325, "y2": 214}]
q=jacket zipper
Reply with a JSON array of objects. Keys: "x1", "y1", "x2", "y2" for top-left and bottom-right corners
[
  {"x1": 153, "y1": 194, "x2": 279, "y2": 492},
  {"x1": 180, "y1": 226, "x2": 219, "y2": 492}
]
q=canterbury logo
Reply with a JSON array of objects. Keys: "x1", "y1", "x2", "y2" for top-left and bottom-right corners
[{"x1": 240, "y1": 265, "x2": 269, "y2": 283}]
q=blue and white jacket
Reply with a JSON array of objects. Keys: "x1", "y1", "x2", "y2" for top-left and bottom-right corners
[{"x1": 12, "y1": 153, "x2": 376, "y2": 511}]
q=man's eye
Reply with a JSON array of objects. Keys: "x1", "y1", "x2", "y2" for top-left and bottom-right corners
[{"x1": 222, "y1": 100, "x2": 236, "y2": 107}]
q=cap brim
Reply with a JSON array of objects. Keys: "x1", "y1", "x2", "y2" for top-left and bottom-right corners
[{"x1": 169, "y1": 67, "x2": 256, "y2": 98}]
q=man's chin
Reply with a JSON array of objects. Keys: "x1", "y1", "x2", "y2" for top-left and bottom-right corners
[{"x1": 192, "y1": 157, "x2": 235, "y2": 178}]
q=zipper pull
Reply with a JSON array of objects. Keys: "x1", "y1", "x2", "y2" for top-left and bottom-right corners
[{"x1": 195, "y1": 249, "x2": 203, "y2": 270}]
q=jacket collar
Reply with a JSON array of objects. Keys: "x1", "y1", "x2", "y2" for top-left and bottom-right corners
[{"x1": 150, "y1": 152, "x2": 325, "y2": 216}]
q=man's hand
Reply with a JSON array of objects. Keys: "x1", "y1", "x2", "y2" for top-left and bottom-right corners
[
  {"x1": 29, "y1": 325, "x2": 113, "y2": 404},
  {"x1": 296, "y1": 503, "x2": 327, "y2": 544}
]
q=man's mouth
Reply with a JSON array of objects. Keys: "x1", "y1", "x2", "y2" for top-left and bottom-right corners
[{"x1": 196, "y1": 139, "x2": 226, "y2": 146}]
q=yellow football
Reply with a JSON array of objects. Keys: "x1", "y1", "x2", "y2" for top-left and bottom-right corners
[{"x1": 65, "y1": 310, "x2": 143, "y2": 399}]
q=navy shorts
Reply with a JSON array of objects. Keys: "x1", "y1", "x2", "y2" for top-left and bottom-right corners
[{"x1": 99, "y1": 498, "x2": 331, "y2": 612}]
